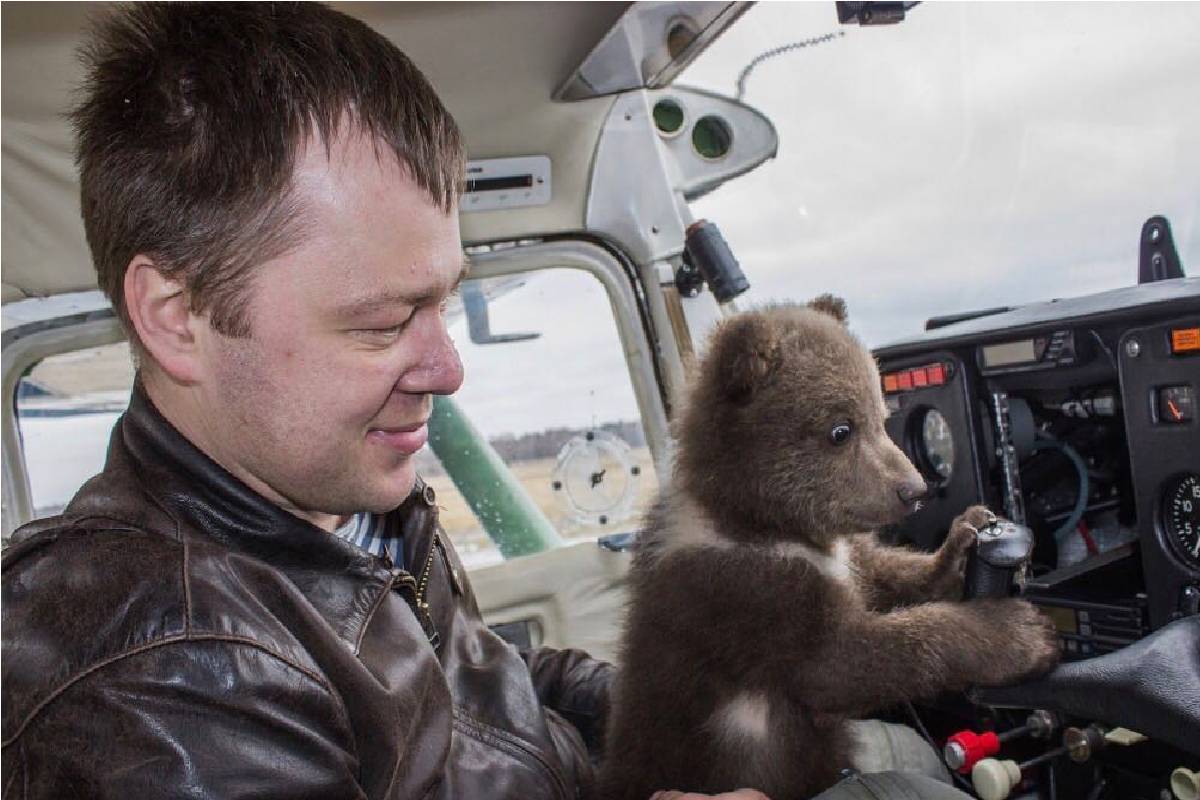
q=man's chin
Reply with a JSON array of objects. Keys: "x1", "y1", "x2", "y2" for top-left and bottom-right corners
[{"x1": 361, "y1": 463, "x2": 420, "y2": 513}]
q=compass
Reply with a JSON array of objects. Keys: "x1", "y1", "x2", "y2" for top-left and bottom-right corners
[{"x1": 551, "y1": 431, "x2": 641, "y2": 526}]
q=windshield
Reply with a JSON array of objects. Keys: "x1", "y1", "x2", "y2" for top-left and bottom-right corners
[{"x1": 682, "y1": 2, "x2": 1200, "y2": 347}]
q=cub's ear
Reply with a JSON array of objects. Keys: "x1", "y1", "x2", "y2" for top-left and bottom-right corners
[
  {"x1": 711, "y1": 312, "x2": 779, "y2": 402},
  {"x1": 807, "y1": 294, "x2": 848, "y2": 324}
]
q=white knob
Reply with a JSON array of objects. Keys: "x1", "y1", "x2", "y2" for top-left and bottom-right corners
[
  {"x1": 1173, "y1": 767, "x2": 1200, "y2": 800},
  {"x1": 972, "y1": 758, "x2": 1021, "y2": 800}
]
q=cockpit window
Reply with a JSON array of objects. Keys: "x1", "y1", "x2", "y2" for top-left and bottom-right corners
[
  {"x1": 682, "y1": 2, "x2": 1199, "y2": 346},
  {"x1": 16, "y1": 342, "x2": 134, "y2": 518}
]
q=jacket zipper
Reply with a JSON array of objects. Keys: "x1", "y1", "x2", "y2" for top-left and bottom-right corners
[
  {"x1": 412, "y1": 531, "x2": 441, "y2": 649},
  {"x1": 415, "y1": 530, "x2": 438, "y2": 612}
]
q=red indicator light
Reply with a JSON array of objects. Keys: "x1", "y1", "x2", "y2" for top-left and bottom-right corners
[
  {"x1": 897, "y1": 371, "x2": 913, "y2": 390},
  {"x1": 883, "y1": 374, "x2": 899, "y2": 393},
  {"x1": 911, "y1": 369, "x2": 929, "y2": 388},
  {"x1": 927, "y1": 363, "x2": 946, "y2": 385}
]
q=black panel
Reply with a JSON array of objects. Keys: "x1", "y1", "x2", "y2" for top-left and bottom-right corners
[
  {"x1": 879, "y1": 353, "x2": 986, "y2": 551},
  {"x1": 1118, "y1": 316, "x2": 1200, "y2": 628}
]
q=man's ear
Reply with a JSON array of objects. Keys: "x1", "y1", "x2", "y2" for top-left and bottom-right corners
[
  {"x1": 807, "y1": 293, "x2": 848, "y2": 324},
  {"x1": 712, "y1": 312, "x2": 779, "y2": 403},
  {"x1": 123, "y1": 256, "x2": 204, "y2": 384}
]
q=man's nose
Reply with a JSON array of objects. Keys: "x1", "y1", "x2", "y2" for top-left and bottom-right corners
[{"x1": 402, "y1": 315, "x2": 464, "y2": 395}]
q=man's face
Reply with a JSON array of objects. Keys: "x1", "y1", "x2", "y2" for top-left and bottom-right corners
[{"x1": 193, "y1": 129, "x2": 465, "y2": 527}]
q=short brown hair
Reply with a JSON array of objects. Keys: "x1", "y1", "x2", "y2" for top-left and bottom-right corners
[{"x1": 72, "y1": 2, "x2": 465, "y2": 340}]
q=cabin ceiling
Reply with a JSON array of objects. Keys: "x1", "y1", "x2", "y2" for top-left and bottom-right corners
[{"x1": 1, "y1": 2, "x2": 637, "y2": 304}]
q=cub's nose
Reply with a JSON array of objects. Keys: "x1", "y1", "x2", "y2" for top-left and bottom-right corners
[{"x1": 897, "y1": 479, "x2": 931, "y2": 510}]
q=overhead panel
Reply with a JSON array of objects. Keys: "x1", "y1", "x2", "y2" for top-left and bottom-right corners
[{"x1": 555, "y1": 2, "x2": 752, "y2": 101}]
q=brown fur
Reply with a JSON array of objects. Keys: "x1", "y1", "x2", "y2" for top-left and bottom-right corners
[{"x1": 600, "y1": 300, "x2": 1060, "y2": 800}]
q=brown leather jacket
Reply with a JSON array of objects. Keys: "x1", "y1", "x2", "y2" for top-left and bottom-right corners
[{"x1": 2, "y1": 387, "x2": 612, "y2": 799}]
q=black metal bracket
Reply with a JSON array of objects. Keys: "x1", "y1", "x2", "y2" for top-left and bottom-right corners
[
  {"x1": 836, "y1": 2, "x2": 920, "y2": 26},
  {"x1": 1138, "y1": 215, "x2": 1185, "y2": 284}
]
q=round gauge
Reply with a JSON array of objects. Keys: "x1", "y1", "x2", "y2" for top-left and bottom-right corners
[
  {"x1": 916, "y1": 408, "x2": 955, "y2": 482},
  {"x1": 1162, "y1": 473, "x2": 1200, "y2": 566},
  {"x1": 551, "y1": 431, "x2": 641, "y2": 527}
]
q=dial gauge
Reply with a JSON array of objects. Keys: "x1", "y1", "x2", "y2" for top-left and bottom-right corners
[
  {"x1": 1162, "y1": 473, "x2": 1200, "y2": 566},
  {"x1": 917, "y1": 408, "x2": 955, "y2": 482}
]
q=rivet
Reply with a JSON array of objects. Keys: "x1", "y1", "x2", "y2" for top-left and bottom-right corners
[{"x1": 1124, "y1": 338, "x2": 1141, "y2": 358}]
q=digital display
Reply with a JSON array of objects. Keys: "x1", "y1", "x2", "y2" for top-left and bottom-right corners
[
  {"x1": 981, "y1": 339, "x2": 1038, "y2": 369},
  {"x1": 465, "y1": 174, "x2": 534, "y2": 193},
  {"x1": 1039, "y1": 605, "x2": 1078, "y2": 635}
]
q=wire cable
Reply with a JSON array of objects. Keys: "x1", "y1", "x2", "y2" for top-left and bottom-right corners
[
  {"x1": 1030, "y1": 438, "x2": 1089, "y2": 543},
  {"x1": 734, "y1": 32, "x2": 846, "y2": 100}
]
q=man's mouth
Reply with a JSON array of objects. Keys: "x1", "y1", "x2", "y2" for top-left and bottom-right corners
[{"x1": 367, "y1": 420, "x2": 429, "y2": 455}]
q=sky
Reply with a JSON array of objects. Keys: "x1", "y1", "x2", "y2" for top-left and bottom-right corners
[{"x1": 683, "y1": 1, "x2": 1200, "y2": 347}]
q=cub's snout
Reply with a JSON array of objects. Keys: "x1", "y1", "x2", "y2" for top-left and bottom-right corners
[
  {"x1": 897, "y1": 476, "x2": 931, "y2": 512},
  {"x1": 852, "y1": 433, "x2": 930, "y2": 528}
]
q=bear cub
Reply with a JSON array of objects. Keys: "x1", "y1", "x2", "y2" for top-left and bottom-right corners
[{"x1": 600, "y1": 298, "x2": 1060, "y2": 800}]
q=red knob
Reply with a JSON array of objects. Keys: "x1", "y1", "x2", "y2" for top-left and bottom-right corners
[{"x1": 944, "y1": 730, "x2": 1001, "y2": 774}]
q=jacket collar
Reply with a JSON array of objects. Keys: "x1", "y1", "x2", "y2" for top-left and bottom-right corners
[{"x1": 64, "y1": 382, "x2": 435, "y2": 577}]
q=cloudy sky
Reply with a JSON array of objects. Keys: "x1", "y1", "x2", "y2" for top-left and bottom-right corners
[
  {"x1": 449, "y1": 1, "x2": 1200, "y2": 438},
  {"x1": 684, "y1": 1, "x2": 1199, "y2": 346}
]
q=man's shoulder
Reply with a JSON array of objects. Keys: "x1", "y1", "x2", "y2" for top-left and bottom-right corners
[
  {"x1": 2, "y1": 519, "x2": 329, "y2": 740},
  {"x1": 3, "y1": 518, "x2": 190, "y2": 648}
]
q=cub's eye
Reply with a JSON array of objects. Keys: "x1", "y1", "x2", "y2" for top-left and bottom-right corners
[{"x1": 829, "y1": 422, "x2": 853, "y2": 445}]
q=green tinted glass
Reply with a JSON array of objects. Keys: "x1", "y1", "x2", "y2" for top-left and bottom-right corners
[
  {"x1": 653, "y1": 99, "x2": 685, "y2": 135},
  {"x1": 692, "y1": 115, "x2": 732, "y2": 159}
]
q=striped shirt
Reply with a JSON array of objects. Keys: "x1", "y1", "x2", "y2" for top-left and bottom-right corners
[{"x1": 335, "y1": 512, "x2": 404, "y2": 570}]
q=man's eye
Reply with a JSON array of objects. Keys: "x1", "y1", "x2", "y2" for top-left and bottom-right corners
[{"x1": 353, "y1": 322, "x2": 407, "y2": 343}]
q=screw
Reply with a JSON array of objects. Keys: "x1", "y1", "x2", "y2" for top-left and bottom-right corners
[
  {"x1": 1124, "y1": 338, "x2": 1141, "y2": 358},
  {"x1": 1152, "y1": 253, "x2": 1165, "y2": 269},
  {"x1": 1150, "y1": 225, "x2": 1161, "y2": 242}
]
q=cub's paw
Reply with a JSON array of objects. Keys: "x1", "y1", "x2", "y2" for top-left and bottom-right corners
[
  {"x1": 949, "y1": 505, "x2": 998, "y2": 540},
  {"x1": 934, "y1": 506, "x2": 992, "y2": 595},
  {"x1": 966, "y1": 598, "x2": 1061, "y2": 686}
]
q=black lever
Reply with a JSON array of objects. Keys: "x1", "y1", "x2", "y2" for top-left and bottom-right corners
[{"x1": 964, "y1": 512, "x2": 1034, "y2": 599}]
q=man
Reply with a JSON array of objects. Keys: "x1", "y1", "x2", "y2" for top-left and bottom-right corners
[
  {"x1": 2, "y1": 4, "x2": 613, "y2": 797},
  {"x1": 1, "y1": 5, "x2": 968, "y2": 799}
]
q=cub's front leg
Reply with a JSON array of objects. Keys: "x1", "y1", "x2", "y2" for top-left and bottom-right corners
[{"x1": 853, "y1": 505, "x2": 992, "y2": 611}]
